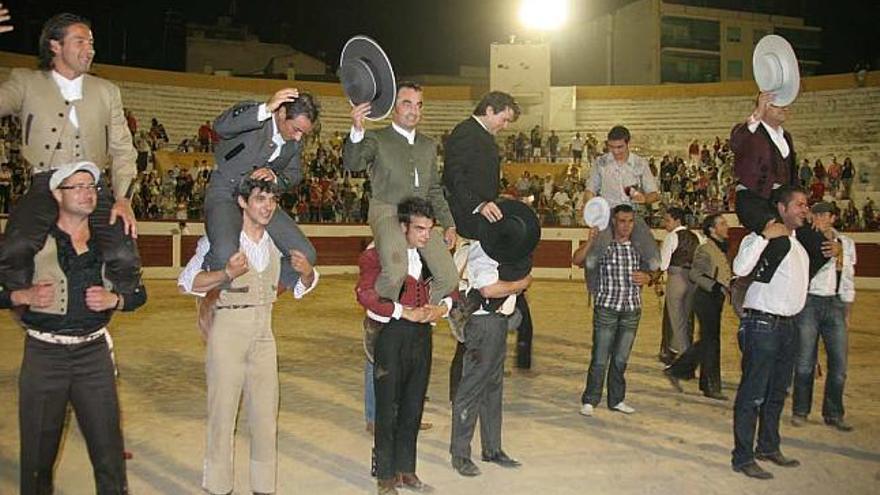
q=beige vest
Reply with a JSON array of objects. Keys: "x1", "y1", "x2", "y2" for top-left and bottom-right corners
[
  {"x1": 31, "y1": 235, "x2": 112, "y2": 315},
  {"x1": 216, "y1": 243, "x2": 281, "y2": 308}
]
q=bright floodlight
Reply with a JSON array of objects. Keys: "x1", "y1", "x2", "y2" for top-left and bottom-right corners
[{"x1": 518, "y1": 0, "x2": 568, "y2": 31}]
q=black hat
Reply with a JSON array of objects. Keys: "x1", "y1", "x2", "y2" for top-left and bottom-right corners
[
  {"x1": 339, "y1": 35, "x2": 396, "y2": 121},
  {"x1": 478, "y1": 200, "x2": 541, "y2": 265}
]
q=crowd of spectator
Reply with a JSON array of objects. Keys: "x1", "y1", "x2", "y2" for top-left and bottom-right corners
[{"x1": 2, "y1": 113, "x2": 877, "y2": 232}]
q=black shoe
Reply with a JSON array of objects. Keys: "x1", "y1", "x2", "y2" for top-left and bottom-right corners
[
  {"x1": 481, "y1": 450, "x2": 521, "y2": 468},
  {"x1": 733, "y1": 461, "x2": 774, "y2": 480},
  {"x1": 702, "y1": 390, "x2": 728, "y2": 401},
  {"x1": 451, "y1": 456, "x2": 481, "y2": 477},
  {"x1": 663, "y1": 368, "x2": 683, "y2": 393},
  {"x1": 755, "y1": 451, "x2": 800, "y2": 467},
  {"x1": 824, "y1": 417, "x2": 854, "y2": 432}
]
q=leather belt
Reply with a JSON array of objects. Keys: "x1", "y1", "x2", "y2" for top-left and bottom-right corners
[
  {"x1": 743, "y1": 309, "x2": 792, "y2": 321},
  {"x1": 26, "y1": 327, "x2": 108, "y2": 345}
]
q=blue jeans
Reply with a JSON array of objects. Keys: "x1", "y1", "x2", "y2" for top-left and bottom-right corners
[
  {"x1": 793, "y1": 295, "x2": 848, "y2": 420},
  {"x1": 365, "y1": 360, "x2": 375, "y2": 423},
  {"x1": 581, "y1": 306, "x2": 641, "y2": 407},
  {"x1": 731, "y1": 313, "x2": 796, "y2": 468}
]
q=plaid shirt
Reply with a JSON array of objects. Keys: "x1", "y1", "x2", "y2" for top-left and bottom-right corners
[{"x1": 595, "y1": 240, "x2": 642, "y2": 312}]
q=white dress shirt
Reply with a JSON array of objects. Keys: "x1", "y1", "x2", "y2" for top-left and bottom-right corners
[
  {"x1": 733, "y1": 231, "x2": 809, "y2": 316},
  {"x1": 808, "y1": 231, "x2": 856, "y2": 302},
  {"x1": 51, "y1": 71, "x2": 83, "y2": 128},
  {"x1": 659, "y1": 225, "x2": 687, "y2": 271},
  {"x1": 257, "y1": 103, "x2": 287, "y2": 162},
  {"x1": 349, "y1": 121, "x2": 420, "y2": 187},
  {"x1": 747, "y1": 117, "x2": 790, "y2": 159},
  {"x1": 465, "y1": 242, "x2": 516, "y2": 316},
  {"x1": 177, "y1": 232, "x2": 319, "y2": 298}
]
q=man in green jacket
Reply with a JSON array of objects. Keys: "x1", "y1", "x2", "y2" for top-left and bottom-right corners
[{"x1": 344, "y1": 81, "x2": 458, "y2": 304}]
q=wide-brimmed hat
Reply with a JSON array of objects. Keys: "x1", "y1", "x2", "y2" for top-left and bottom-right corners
[
  {"x1": 583, "y1": 197, "x2": 610, "y2": 230},
  {"x1": 753, "y1": 34, "x2": 800, "y2": 107},
  {"x1": 339, "y1": 35, "x2": 396, "y2": 121},
  {"x1": 50, "y1": 161, "x2": 101, "y2": 190},
  {"x1": 478, "y1": 200, "x2": 541, "y2": 265}
]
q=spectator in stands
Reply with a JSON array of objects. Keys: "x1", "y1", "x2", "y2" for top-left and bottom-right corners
[
  {"x1": 547, "y1": 131, "x2": 559, "y2": 163},
  {"x1": 0, "y1": 162, "x2": 11, "y2": 213},
  {"x1": 530, "y1": 125, "x2": 542, "y2": 162},
  {"x1": 809, "y1": 177, "x2": 825, "y2": 204},
  {"x1": 149, "y1": 117, "x2": 169, "y2": 145},
  {"x1": 798, "y1": 158, "x2": 813, "y2": 187},
  {"x1": 841, "y1": 157, "x2": 855, "y2": 199},
  {"x1": 863, "y1": 199, "x2": 877, "y2": 230},
  {"x1": 205, "y1": 88, "x2": 319, "y2": 290},
  {"x1": 571, "y1": 132, "x2": 584, "y2": 165},
  {"x1": 125, "y1": 108, "x2": 137, "y2": 135},
  {"x1": 842, "y1": 200, "x2": 860, "y2": 229},
  {"x1": 813, "y1": 159, "x2": 826, "y2": 184},
  {"x1": 827, "y1": 156, "x2": 842, "y2": 196},
  {"x1": 198, "y1": 120, "x2": 214, "y2": 153}
]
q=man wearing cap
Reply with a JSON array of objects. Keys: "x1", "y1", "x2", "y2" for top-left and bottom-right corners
[
  {"x1": 205, "y1": 88, "x2": 319, "y2": 291},
  {"x1": 0, "y1": 161, "x2": 146, "y2": 494},
  {"x1": 345, "y1": 81, "x2": 458, "y2": 309},
  {"x1": 574, "y1": 204, "x2": 652, "y2": 417},
  {"x1": 449, "y1": 200, "x2": 537, "y2": 477},
  {"x1": 791, "y1": 202, "x2": 856, "y2": 432},
  {"x1": 0, "y1": 12, "x2": 141, "y2": 294},
  {"x1": 355, "y1": 196, "x2": 453, "y2": 494},
  {"x1": 178, "y1": 177, "x2": 318, "y2": 495},
  {"x1": 581, "y1": 126, "x2": 661, "y2": 294},
  {"x1": 657, "y1": 207, "x2": 699, "y2": 364}
]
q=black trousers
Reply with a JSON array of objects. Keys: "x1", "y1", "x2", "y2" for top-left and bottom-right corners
[
  {"x1": 373, "y1": 319, "x2": 432, "y2": 480},
  {"x1": 515, "y1": 294, "x2": 533, "y2": 369},
  {"x1": 668, "y1": 288, "x2": 723, "y2": 394},
  {"x1": 19, "y1": 336, "x2": 127, "y2": 495},
  {"x1": 0, "y1": 172, "x2": 141, "y2": 292}
]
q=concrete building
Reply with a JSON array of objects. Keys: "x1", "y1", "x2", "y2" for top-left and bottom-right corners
[
  {"x1": 186, "y1": 17, "x2": 327, "y2": 79},
  {"x1": 568, "y1": 0, "x2": 820, "y2": 85}
]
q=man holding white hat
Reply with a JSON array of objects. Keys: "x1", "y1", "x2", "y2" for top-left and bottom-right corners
[{"x1": 0, "y1": 161, "x2": 147, "y2": 494}]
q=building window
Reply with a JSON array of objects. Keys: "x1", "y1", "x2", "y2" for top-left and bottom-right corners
[
  {"x1": 727, "y1": 59, "x2": 743, "y2": 80},
  {"x1": 661, "y1": 16, "x2": 721, "y2": 52},
  {"x1": 661, "y1": 52, "x2": 721, "y2": 83},
  {"x1": 727, "y1": 26, "x2": 741, "y2": 43},
  {"x1": 753, "y1": 29, "x2": 769, "y2": 45}
]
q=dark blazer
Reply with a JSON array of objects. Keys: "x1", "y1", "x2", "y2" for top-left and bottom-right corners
[
  {"x1": 210, "y1": 101, "x2": 303, "y2": 191},
  {"x1": 442, "y1": 116, "x2": 500, "y2": 240},
  {"x1": 730, "y1": 121, "x2": 797, "y2": 199}
]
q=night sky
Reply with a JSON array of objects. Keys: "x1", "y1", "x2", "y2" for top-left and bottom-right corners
[{"x1": 0, "y1": 0, "x2": 877, "y2": 79}]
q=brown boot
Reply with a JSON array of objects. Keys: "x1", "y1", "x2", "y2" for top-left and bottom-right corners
[
  {"x1": 397, "y1": 472, "x2": 433, "y2": 492},
  {"x1": 377, "y1": 477, "x2": 398, "y2": 495}
]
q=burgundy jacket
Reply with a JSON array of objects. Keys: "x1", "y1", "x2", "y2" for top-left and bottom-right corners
[
  {"x1": 356, "y1": 247, "x2": 430, "y2": 318},
  {"x1": 731, "y1": 121, "x2": 797, "y2": 199}
]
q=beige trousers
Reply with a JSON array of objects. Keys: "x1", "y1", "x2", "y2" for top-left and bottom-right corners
[{"x1": 203, "y1": 305, "x2": 278, "y2": 494}]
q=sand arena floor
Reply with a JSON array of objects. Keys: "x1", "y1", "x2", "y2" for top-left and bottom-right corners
[{"x1": 1, "y1": 277, "x2": 878, "y2": 494}]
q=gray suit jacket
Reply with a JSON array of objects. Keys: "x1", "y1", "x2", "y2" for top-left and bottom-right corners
[{"x1": 210, "y1": 101, "x2": 302, "y2": 191}]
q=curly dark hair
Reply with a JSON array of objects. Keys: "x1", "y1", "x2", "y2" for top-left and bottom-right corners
[
  {"x1": 397, "y1": 196, "x2": 435, "y2": 225},
  {"x1": 236, "y1": 177, "x2": 280, "y2": 202}
]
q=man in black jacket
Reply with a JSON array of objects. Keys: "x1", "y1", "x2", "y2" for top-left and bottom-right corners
[{"x1": 442, "y1": 91, "x2": 520, "y2": 240}]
